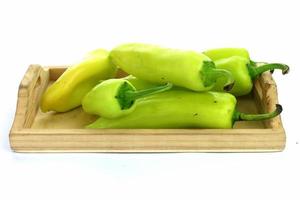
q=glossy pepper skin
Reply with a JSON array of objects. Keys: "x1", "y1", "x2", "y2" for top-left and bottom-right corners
[
  {"x1": 41, "y1": 49, "x2": 117, "y2": 112},
  {"x1": 82, "y1": 79, "x2": 172, "y2": 119},
  {"x1": 110, "y1": 43, "x2": 234, "y2": 92},
  {"x1": 87, "y1": 90, "x2": 282, "y2": 129},
  {"x1": 203, "y1": 48, "x2": 289, "y2": 96}
]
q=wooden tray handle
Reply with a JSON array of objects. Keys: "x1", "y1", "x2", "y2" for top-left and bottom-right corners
[
  {"x1": 11, "y1": 65, "x2": 49, "y2": 130},
  {"x1": 20, "y1": 65, "x2": 43, "y2": 90},
  {"x1": 254, "y1": 72, "x2": 283, "y2": 129}
]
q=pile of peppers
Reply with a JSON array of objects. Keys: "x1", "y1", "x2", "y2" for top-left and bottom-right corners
[{"x1": 40, "y1": 43, "x2": 289, "y2": 129}]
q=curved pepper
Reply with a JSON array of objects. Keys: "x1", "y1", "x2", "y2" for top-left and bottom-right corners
[
  {"x1": 82, "y1": 79, "x2": 172, "y2": 119},
  {"x1": 87, "y1": 90, "x2": 282, "y2": 129},
  {"x1": 41, "y1": 49, "x2": 117, "y2": 112},
  {"x1": 110, "y1": 43, "x2": 235, "y2": 92},
  {"x1": 203, "y1": 48, "x2": 289, "y2": 96}
]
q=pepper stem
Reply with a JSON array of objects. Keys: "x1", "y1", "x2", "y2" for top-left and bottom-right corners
[
  {"x1": 234, "y1": 104, "x2": 282, "y2": 121},
  {"x1": 248, "y1": 62, "x2": 289, "y2": 80},
  {"x1": 125, "y1": 82, "x2": 173, "y2": 100},
  {"x1": 201, "y1": 61, "x2": 235, "y2": 91},
  {"x1": 116, "y1": 82, "x2": 173, "y2": 110}
]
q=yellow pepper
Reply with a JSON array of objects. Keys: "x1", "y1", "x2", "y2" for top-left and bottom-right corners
[{"x1": 40, "y1": 49, "x2": 117, "y2": 112}]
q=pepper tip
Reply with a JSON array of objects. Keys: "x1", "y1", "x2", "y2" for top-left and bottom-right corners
[
  {"x1": 282, "y1": 65, "x2": 290, "y2": 75},
  {"x1": 275, "y1": 104, "x2": 283, "y2": 115}
]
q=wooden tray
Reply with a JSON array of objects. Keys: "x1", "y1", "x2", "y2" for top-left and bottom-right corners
[{"x1": 9, "y1": 65, "x2": 286, "y2": 152}]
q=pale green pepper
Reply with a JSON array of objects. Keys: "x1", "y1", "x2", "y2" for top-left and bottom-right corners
[
  {"x1": 203, "y1": 48, "x2": 250, "y2": 61},
  {"x1": 110, "y1": 43, "x2": 235, "y2": 92},
  {"x1": 122, "y1": 75, "x2": 157, "y2": 90},
  {"x1": 87, "y1": 90, "x2": 282, "y2": 129},
  {"x1": 82, "y1": 79, "x2": 172, "y2": 119},
  {"x1": 203, "y1": 48, "x2": 289, "y2": 96}
]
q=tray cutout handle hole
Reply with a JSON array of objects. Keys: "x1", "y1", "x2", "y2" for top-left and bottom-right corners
[{"x1": 34, "y1": 76, "x2": 42, "y2": 89}]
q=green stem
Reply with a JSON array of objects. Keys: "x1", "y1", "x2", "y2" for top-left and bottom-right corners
[
  {"x1": 202, "y1": 61, "x2": 235, "y2": 91},
  {"x1": 125, "y1": 82, "x2": 173, "y2": 100},
  {"x1": 116, "y1": 82, "x2": 173, "y2": 110},
  {"x1": 234, "y1": 104, "x2": 282, "y2": 121},
  {"x1": 248, "y1": 62, "x2": 289, "y2": 80}
]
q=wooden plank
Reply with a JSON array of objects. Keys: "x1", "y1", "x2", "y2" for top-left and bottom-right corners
[
  {"x1": 10, "y1": 129, "x2": 285, "y2": 152},
  {"x1": 9, "y1": 65, "x2": 286, "y2": 152}
]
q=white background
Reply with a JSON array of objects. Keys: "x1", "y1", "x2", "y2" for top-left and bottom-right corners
[{"x1": 0, "y1": 0, "x2": 299, "y2": 199}]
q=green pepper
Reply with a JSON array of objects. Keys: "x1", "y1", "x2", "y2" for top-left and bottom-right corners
[
  {"x1": 203, "y1": 48, "x2": 250, "y2": 61},
  {"x1": 87, "y1": 90, "x2": 282, "y2": 129},
  {"x1": 41, "y1": 49, "x2": 117, "y2": 112},
  {"x1": 82, "y1": 79, "x2": 172, "y2": 119},
  {"x1": 203, "y1": 48, "x2": 289, "y2": 96},
  {"x1": 110, "y1": 43, "x2": 235, "y2": 92},
  {"x1": 122, "y1": 75, "x2": 158, "y2": 90}
]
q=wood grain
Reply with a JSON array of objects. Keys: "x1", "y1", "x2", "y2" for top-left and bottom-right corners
[{"x1": 9, "y1": 65, "x2": 286, "y2": 152}]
